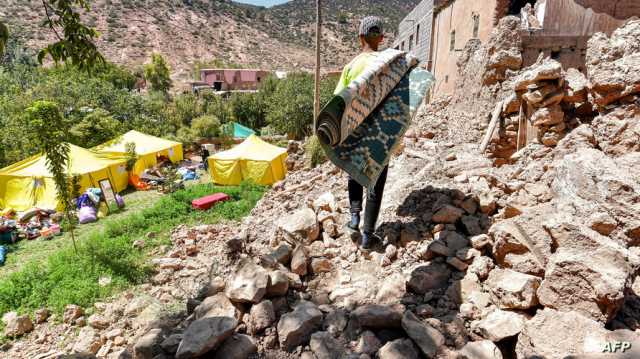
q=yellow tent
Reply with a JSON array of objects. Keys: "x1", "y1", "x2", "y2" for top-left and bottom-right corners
[
  {"x1": 208, "y1": 135, "x2": 288, "y2": 186},
  {"x1": 0, "y1": 144, "x2": 129, "y2": 211},
  {"x1": 94, "y1": 130, "x2": 183, "y2": 176}
]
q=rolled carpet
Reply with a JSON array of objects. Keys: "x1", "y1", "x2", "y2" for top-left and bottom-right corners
[
  {"x1": 317, "y1": 49, "x2": 414, "y2": 146},
  {"x1": 319, "y1": 64, "x2": 435, "y2": 188}
]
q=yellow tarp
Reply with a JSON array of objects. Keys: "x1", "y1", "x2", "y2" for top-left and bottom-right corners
[
  {"x1": 0, "y1": 144, "x2": 129, "y2": 211},
  {"x1": 94, "y1": 130, "x2": 183, "y2": 175},
  {"x1": 208, "y1": 134, "x2": 287, "y2": 186}
]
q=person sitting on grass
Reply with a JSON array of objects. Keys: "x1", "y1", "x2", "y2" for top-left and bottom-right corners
[{"x1": 334, "y1": 16, "x2": 388, "y2": 250}]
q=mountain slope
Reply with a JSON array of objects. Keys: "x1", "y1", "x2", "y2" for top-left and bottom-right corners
[{"x1": 1, "y1": 0, "x2": 419, "y2": 86}]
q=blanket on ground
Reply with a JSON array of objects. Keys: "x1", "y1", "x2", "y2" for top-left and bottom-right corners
[{"x1": 318, "y1": 55, "x2": 435, "y2": 188}]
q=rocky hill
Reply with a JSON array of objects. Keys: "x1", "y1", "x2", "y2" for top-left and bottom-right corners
[{"x1": 1, "y1": 0, "x2": 419, "y2": 86}]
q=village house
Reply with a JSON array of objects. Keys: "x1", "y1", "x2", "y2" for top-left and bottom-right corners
[
  {"x1": 191, "y1": 68, "x2": 272, "y2": 93},
  {"x1": 394, "y1": 0, "x2": 640, "y2": 99}
]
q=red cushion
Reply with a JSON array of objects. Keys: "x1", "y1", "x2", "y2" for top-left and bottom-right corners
[{"x1": 191, "y1": 193, "x2": 230, "y2": 210}]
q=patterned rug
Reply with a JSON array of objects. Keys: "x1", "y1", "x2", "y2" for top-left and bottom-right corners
[
  {"x1": 319, "y1": 59, "x2": 435, "y2": 188},
  {"x1": 316, "y1": 49, "x2": 413, "y2": 147}
]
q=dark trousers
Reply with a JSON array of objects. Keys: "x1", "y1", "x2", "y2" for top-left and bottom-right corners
[{"x1": 348, "y1": 166, "x2": 388, "y2": 233}]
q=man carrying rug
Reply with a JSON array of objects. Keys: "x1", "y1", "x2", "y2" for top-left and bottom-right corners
[
  {"x1": 317, "y1": 16, "x2": 435, "y2": 251},
  {"x1": 335, "y1": 16, "x2": 388, "y2": 250}
]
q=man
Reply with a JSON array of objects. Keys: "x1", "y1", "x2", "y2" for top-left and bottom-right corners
[
  {"x1": 201, "y1": 145, "x2": 210, "y2": 171},
  {"x1": 334, "y1": 16, "x2": 388, "y2": 250}
]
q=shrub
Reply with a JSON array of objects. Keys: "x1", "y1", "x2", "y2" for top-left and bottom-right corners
[
  {"x1": 191, "y1": 114, "x2": 221, "y2": 139},
  {"x1": 304, "y1": 135, "x2": 327, "y2": 168},
  {"x1": 143, "y1": 53, "x2": 172, "y2": 93}
]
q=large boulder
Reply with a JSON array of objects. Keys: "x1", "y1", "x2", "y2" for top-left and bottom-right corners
[
  {"x1": 2, "y1": 312, "x2": 33, "y2": 337},
  {"x1": 537, "y1": 224, "x2": 632, "y2": 323},
  {"x1": 277, "y1": 301, "x2": 323, "y2": 350},
  {"x1": 485, "y1": 268, "x2": 541, "y2": 310},
  {"x1": 194, "y1": 293, "x2": 237, "y2": 320},
  {"x1": 175, "y1": 317, "x2": 237, "y2": 359},
  {"x1": 213, "y1": 334, "x2": 257, "y2": 359},
  {"x1": 350, "y1": 304, "x2": 403, "y2": 329},
  {"x1": 401, "y1": 311, "x2": 445, "y2": 358},
  {"x1": 490, "y1": 205, "x2": 554, "y2": 277},
  {"x1": 225, "y1": 260, "x2": 269, "y2": 304},
  {"x1": 267, "y1": 270, "x2": 290, "y2": 297},
  {"x1": 592, "y1": 107, "x2": 640, "y2": 158},
  {"x1": 515, "y1": 308, "x2": 606, "y2": 358},
  {"x1": 278, "y1": 208, "x2": 320, "y2": 244}
]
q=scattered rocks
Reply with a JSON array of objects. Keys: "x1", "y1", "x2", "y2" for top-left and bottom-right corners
[
  {"x1": 176, "y1": 316, "x2": 237, "y2": 359},
  {"x1": 355, "y1": 331, "x2": 381, "y2": 355},
  {"x1": 63, "y1": 304, "x2": 84, "y2": 324},
  {"x1": 72, "y1": 327, "x2": 102, "y2": 354},
  {"x1": 267, "y1": 270, "x2": 290, "y2": 297},
  {"x1": 87, "y1": 314, "x2": 109, "y2": 330}
]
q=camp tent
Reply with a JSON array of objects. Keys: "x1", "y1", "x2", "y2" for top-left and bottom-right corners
[
  {"x1": 0, "y1": 144, "x2": 129, "y2": 211},
  {"x1": 208, "y1": 135, "x2": 287, "y2": 186},
  {"x1": 223, "y1": 122, "x2": 256, "y2": 139},
  {"x1": 94, "y1": 130, "x2": 183, "y2": 176}
]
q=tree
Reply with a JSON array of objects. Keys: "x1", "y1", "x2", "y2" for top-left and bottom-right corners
[
  {"x1": 69, "y1": 108, "x2": 123, "y2": 147},
  {"x1": 25, "y1": 101, "x2": 79, "y2": 253},
  {"x1": 0, "y1": 1, "x2": 103, "y2": 69},
  {"x1": 144, "y1": 53, "x2": 172, "y2": 93}
]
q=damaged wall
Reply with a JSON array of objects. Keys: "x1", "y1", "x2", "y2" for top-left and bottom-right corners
[{"x1": 431, "y1": 0, "x2": 500, "y2": 98}]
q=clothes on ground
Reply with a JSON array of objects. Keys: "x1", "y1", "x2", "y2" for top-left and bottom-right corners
[
  {"x1": 348, "y1": 165, "x2": 388, "y2": 233},
  {"x1": 319, "y1": 52, "x2": 435, "y2": 188}
]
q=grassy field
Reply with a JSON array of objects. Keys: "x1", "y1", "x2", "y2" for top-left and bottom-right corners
[{"x1": 0, "y1": 177, "x2": 266, "y2": 324}]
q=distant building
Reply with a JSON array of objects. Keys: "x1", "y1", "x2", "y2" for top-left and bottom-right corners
[
  {"x1": 191, "y1": 69, "x2": 272, "y2": 92},
  {"x1": 395, "y1": 0, "x2": 640, "y2": 100},
  {"x1": 392, "y1": 0, "x2": 435, "y2": 66}
]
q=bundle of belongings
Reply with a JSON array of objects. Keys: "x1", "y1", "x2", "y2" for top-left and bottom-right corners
[
  {"x1": 1, "y1": 206, "x2": 62, "y2": 246},
  {"x1": 76, "y1": 187, "x2": 125, "y2": 224},
  {"x1": 316, "y1": 49, "x2": 435, "y2": 188}
]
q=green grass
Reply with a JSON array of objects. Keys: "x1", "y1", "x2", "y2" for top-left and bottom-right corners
[{"x1": 0, "y1": 182, "x2": 266, "y2": 323}]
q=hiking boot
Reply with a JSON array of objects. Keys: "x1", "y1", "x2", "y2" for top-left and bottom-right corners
[
  {"x1": 348, "y1": 213, "x2": 360, "y2": 231},
  {"x1": 360, "y1": 231, "x2": 380, "y2": 251}
]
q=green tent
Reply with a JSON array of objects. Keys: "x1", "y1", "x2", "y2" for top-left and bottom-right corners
[{"x1": 223, "y1": 122, "x2": 256, "y2": 138}]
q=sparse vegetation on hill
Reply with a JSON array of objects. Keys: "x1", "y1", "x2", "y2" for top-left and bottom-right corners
[{"x1": 2, "y1": 0, "x2": 419, "y2": 83}]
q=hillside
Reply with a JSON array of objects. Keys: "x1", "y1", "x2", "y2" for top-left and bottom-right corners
[{"x1": 1, "y1": 0, "x2": 419, "y2": 86}]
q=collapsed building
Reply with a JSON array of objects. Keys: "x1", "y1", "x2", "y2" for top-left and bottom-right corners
[{"x1": 393, "y1": 0, "x2": 640, "y2": 99}]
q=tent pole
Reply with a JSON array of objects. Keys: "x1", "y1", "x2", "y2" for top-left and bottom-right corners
[{"x1": 313, "y1": 0, "x2": 322, "y2": 131}]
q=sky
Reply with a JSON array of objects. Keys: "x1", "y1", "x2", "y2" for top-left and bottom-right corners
[{"x1": 233, "y1": 0, "x2": 290, "y2": 7}]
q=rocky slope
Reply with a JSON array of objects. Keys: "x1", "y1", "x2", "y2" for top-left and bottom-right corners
[
  {"x1": 2, "y1": 16, "x2": 640, "y2": 359},
  {"x1": 2, "y1": 0, "x2": 419, "y2": 85}
]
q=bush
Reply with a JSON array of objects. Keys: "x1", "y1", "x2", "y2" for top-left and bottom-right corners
[
  {"x1": 143, "y1": 53, "x2": 172, "y2": 93},
  {"x1": 191, "y1": 114, "x2": 221, "y2": 139},
  {"x1": 304, "y1": 135, "x2": 328, "y2": 168}
]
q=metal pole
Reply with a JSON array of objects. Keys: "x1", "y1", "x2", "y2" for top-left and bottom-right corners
[{"x1": 313, "y1": 0, "x2": 322, "y2": 129}]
